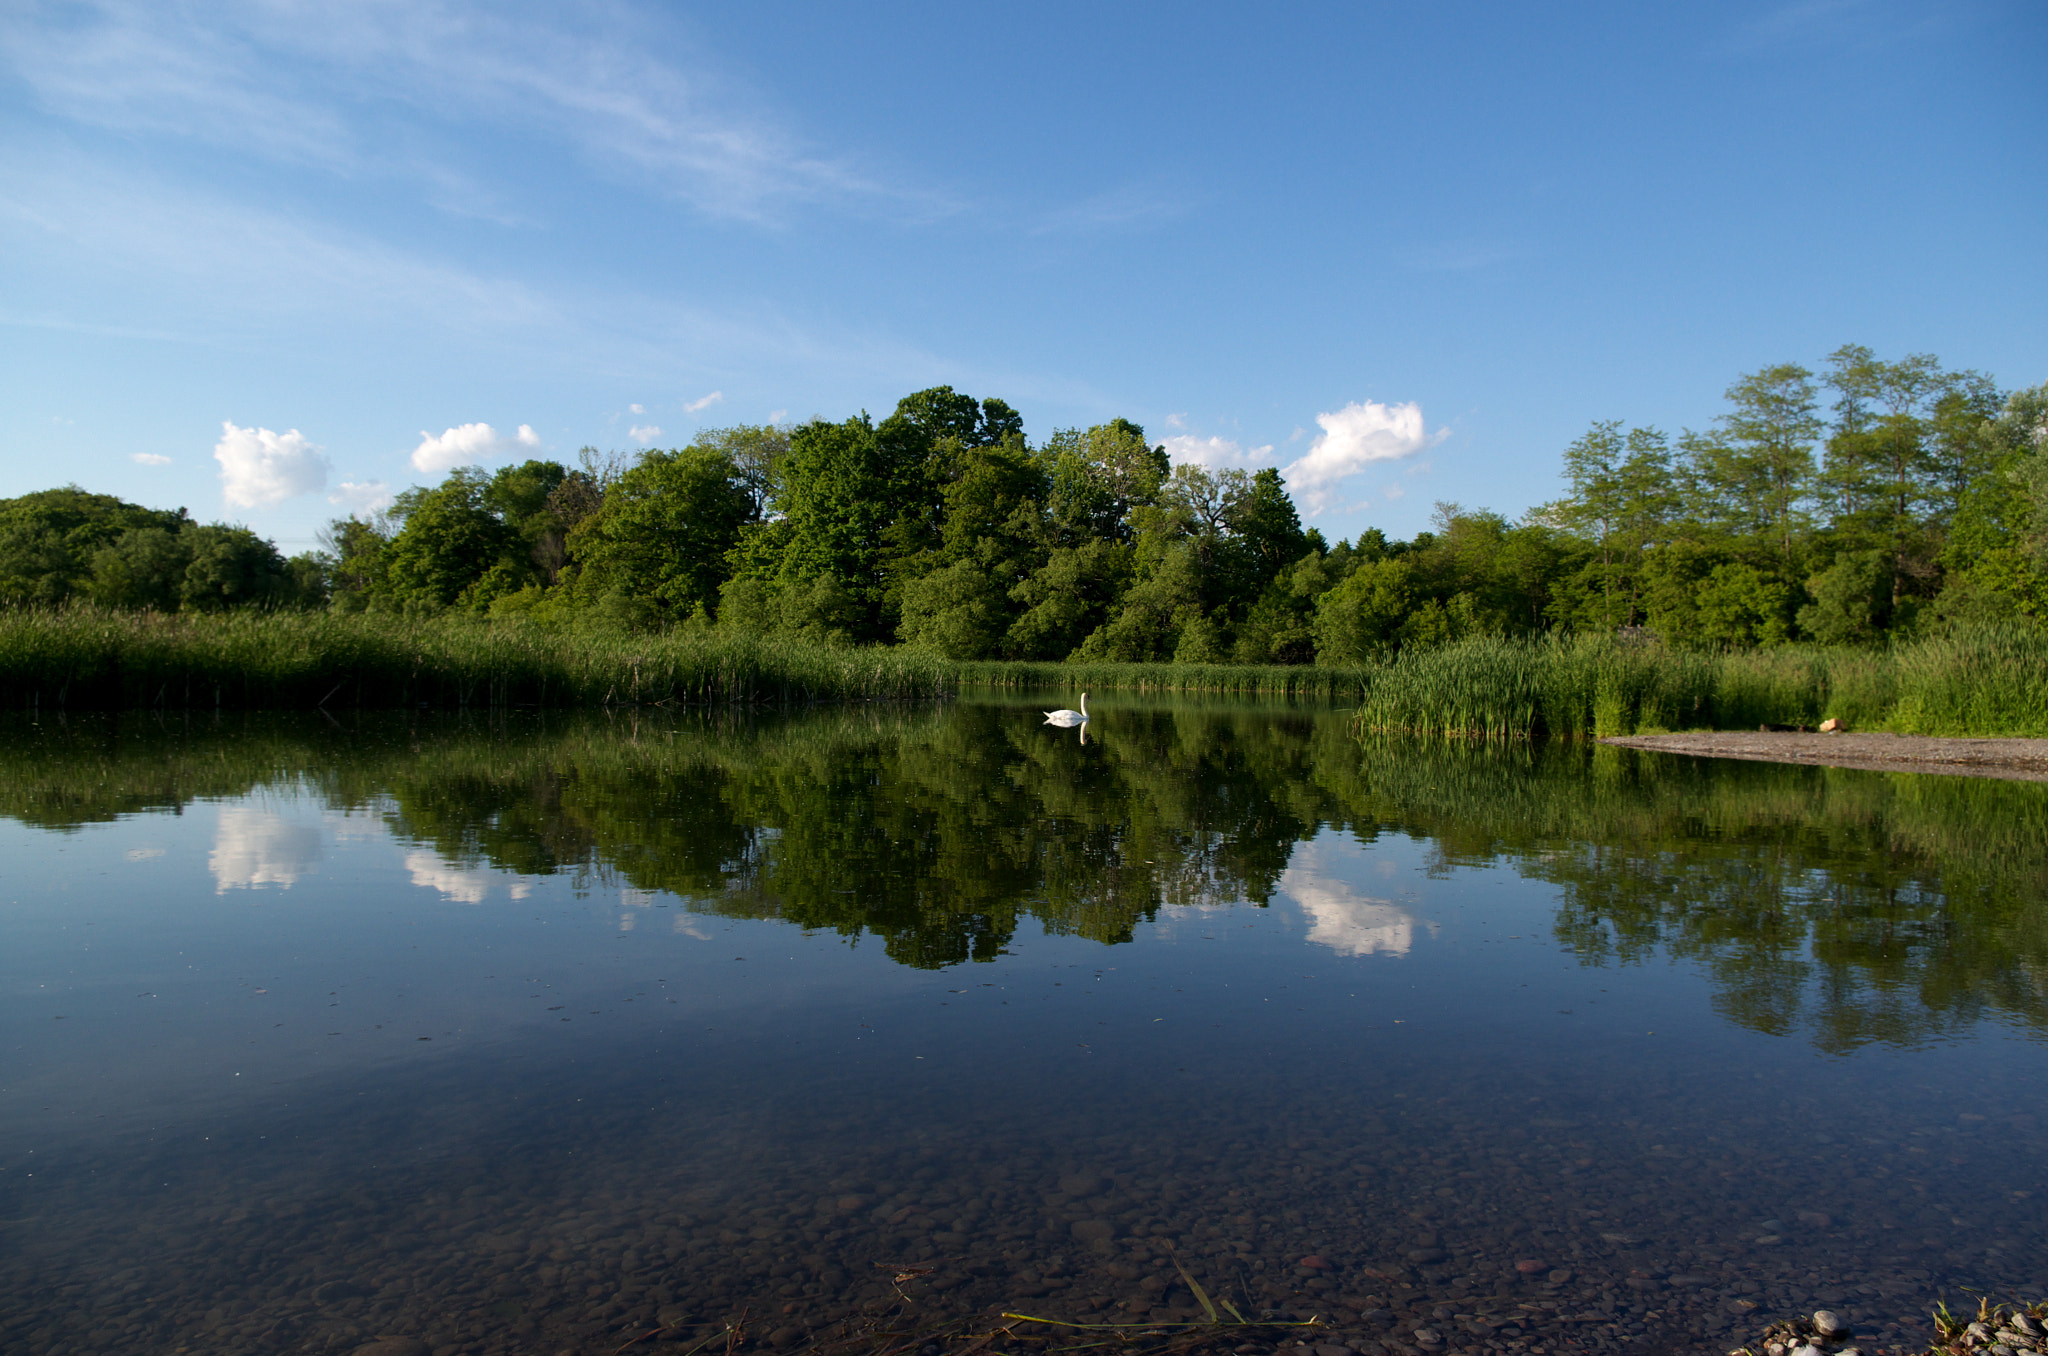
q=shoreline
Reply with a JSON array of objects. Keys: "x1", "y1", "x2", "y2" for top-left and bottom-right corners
[{"x1": 1597, "y1": 731, "x2": 2048, "y2": 783}]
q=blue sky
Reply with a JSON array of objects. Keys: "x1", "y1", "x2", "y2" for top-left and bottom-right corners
[{"x1": 3, "y1": 1, "x2": 2043, "y2": 553}]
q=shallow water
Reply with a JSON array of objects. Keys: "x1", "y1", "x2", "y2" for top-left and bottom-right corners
[{"x1": 2, "y1": 698, "x2": 2046, "y2": 1356}]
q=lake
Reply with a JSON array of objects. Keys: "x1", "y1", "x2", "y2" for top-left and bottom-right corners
[{"x1": 3, "y1": 695, "x2": 2045, "y2": 1356}]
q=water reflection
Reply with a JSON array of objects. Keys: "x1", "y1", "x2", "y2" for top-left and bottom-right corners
[
  {"x1": 1280, "y1": 839, "x2": 1434, "y2": 957},
  {"x1": 403, "y1": 848, "x2": 531, "y2": 903},
  {"x1": 3, "y1": 707, "x2": 2046, "y2": 1050},
  {"x1": 3, "y1": 704, "x2": 2048, "y2": 1356},
  {"x1": 209, "y1": 805, "x2": 324, "y2": 892}
]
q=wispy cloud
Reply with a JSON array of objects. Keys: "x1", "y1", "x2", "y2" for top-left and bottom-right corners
[
  {"x1": 0, "y1": 143, "x2": 561, "y2": 334},
  {"x1": 683, "y1": 389, "x2": 724, "y2": 414},
  {"x1": 411, "y1": 422, "x2": 540, "y2": 474},
  {"x1": 1032, "y1": 181, "x2": 1187, "y2": 236},
  {"x1": 329, "y1": 479, "x2": 395, "y2": 514},
  {"x1": 131, "y1": 451, "x2": 171, "y2": 466},
  {"x1": 214, "y1": 421, "x2": 328, "y2": 508},
  {"x1": 1714, "y1": 0, "x2": 1931, "y2": 54},
  {"x1": 1402, "y1": 239, "x2": 1524, "y2": 272},
  {"x1": 1161, "y1": 434, "x2": 1275, "y2": 471},
  {"x1": 0, "y1": 0, "x2": 939, "y2": 223},
  {"x1": 628, "y1": 423, "x2": 663, "y2": 445}
]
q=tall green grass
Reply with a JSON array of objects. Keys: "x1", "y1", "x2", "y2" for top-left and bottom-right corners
[
  {"x1": 7, "y1": 607, "x2": 2045, "y2": 732},
  {"x1": 954, "y1": 658, "x2": 1370, "y2": 697},
  {"x1": 0, "y1": 608, "x2": 950, "y2": 709},
  {"x1": 1349, "y1": 626, "x2": 2048, "y2": 737}
]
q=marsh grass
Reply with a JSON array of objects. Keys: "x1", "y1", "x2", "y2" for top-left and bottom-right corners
[
  {"x1": 954, "y1": 659, "x2": 1368, "y2": 698},
  {"x1": 6, "y1": 608, "x2": 2045, "y2": 733},
  {"x1": 1347, "y1": 627, "x2": 2048, "y2": 737},
  {"x1": 0, "y1": 608, "x2": 950, "y2": 709}
]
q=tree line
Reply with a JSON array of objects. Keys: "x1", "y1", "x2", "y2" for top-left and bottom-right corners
[{"x1": 4, "y1": 349, "x2": 2044, "y2": 658}]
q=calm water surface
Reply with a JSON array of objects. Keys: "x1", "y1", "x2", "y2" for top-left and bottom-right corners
[{"x1": 3, "y1": 696, "x2": 2046, "y2": 1356}]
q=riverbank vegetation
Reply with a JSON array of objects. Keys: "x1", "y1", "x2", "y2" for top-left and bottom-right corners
[
  {"x1": 4, "y1": 347, "x2": 2046, "y2": 718},
  {"x1": 7, "y1": 350, "x2": 2046, "y2": 654},
  {"x1": 5, "y1": 607, "x2": 2046, "y2": 735},
  {"x1": 0, "y1": 608, "x2": 950, "y2": 709}
]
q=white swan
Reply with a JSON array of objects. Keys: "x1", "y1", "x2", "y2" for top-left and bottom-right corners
[{"x1": 1043, "y1": 692, "x2": 1088, "y2": 727}]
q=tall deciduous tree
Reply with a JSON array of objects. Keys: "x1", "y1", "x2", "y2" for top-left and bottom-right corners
[
  {"x1": 1688, "y1": 363, "x2": 1822, "y2": 568},
  {"x1": 568, "y1": 447, "x2": 755, "y2": 619}
]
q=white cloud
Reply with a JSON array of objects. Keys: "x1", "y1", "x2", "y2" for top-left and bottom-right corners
[
  {"x1": 211, "y1": 807, "x2": 324, "y2": 893},
  {"x1": 628, "y1": 402, "x2": 645, "y2": 414},
  {"x1": 329, "y1": 479, "x2": 395, "y2": 514},
  {"x1": 1163, "y1": 412, "x2": 1188, "y2": 429},
  {"x1": 409, "y1": 421, "x2": 539, "y2": 474},
  {"x1": 766, "y1": 409, "x2": 788, "y2": 424},
  {"x1": 683, "y1": 390, "x2": 723, "y2": 414},
  {"x1": 1282, "y1": 400, "x2": 1438, "y2": 509},
  {"x1": 1161, "y1": 434, "x2": 1275, "y2": 471},
  {"x1": 214, "y1": 420, "x2": 329, "y2": 508},
  {"x1": 131, "y1": 451, "x2": 171, "y2": 466},
  {"x1": 628, "y1": 423, "x2": 663, "y2": 445}
]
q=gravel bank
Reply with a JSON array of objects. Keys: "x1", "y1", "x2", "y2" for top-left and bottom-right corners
[{"x1": 1597, "y1": 732, "x2": 2048, "y2": 782}]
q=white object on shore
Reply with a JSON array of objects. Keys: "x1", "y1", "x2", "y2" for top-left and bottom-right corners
[{"x1": 1043, "y1": 692, "x2": 1089, "y2": 727}]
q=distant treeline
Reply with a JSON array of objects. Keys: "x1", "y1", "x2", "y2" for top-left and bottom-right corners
[{"x1": 4, "y1": 348, "x2": 2044, "y2": 660}]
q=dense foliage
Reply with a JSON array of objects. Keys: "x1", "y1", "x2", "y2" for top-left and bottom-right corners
[{"x1": 6, "y1": 349, "x2": 2044, "y2": 662}]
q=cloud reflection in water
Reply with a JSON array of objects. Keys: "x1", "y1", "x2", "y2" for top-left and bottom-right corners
[
  {"x1": 1280, "y1": 837, "x2": 1435, "y2": 957},
  {"x1": 210, "y1": 806, "x2": 324, "y2": 893}
]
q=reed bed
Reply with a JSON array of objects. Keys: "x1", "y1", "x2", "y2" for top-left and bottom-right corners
[
  {"x1": 6, "y1": 608, "x2": 2044, "y2": 732},
  {"x1": 1349, "y1": 626, "x2": 2048, "y2": 737},
  {"x1": 0, "y1": 608, "x2": 951, "y2": 709},
  {"x1": 953, "y1": 658, "x2": 1370, "y2": 697}
]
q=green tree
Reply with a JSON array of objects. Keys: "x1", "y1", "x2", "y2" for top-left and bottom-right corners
[
  {"x1": 1311, "y1": 557, "x2": 1415, "y2": 663},
  {"x1": 567, "y1": 447, "x2": 754, "y2": 620},
  {"x1": 1685, "y1": 364, "x2": 1822, "y2": 569},
  {"x1": 1823, "y1": 346, "x2": 2001, "y2": 615},
  {"x1": 0, "y1": 487, "x2": 190, "y2": 605},
  {"x1": 1797, "y1": 550, "x2": 1890, "y2": 644},
  {"x1": 1005, "y1": 540, "x2": 1131, "y2": 659},
  {"x1": 178, "y1": 525, "x2": 300, "y2": 611},
  {"x1": 86, "y1": 527, "x2": 192, "y2": 610},
  {"x1": 381, "y1": 469, "x2": 514, "y2": 608},
  {"x1": 1546, "y1": 422, "x2": 1680, "y2": 630}
]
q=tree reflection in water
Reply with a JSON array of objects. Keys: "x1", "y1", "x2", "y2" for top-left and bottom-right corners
[{"x1": 3, "y1": 703, "x2": 2043, "y2": 1048}]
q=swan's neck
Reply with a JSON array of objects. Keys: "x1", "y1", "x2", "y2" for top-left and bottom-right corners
[{"x1": 1078, "y1": 693, "x2": 1088, "y2": 718}]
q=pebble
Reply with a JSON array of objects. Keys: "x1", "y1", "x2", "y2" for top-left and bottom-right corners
[
  {"x1": 1813, "y1": 1309, "x2": 1844, "y2": 1336},
  {"x1": 353, "y1": 1341, "x2": 430, "y2": 1356}
]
